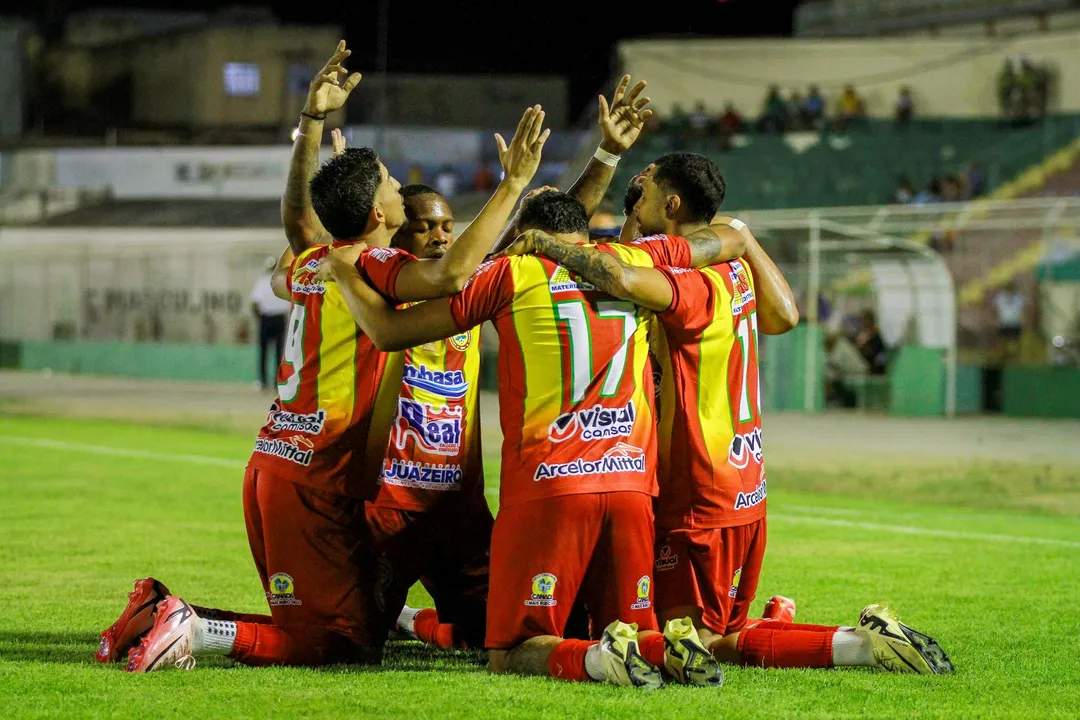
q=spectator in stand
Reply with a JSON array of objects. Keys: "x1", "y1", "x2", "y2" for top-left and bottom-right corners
[
  {"x1": 995, "y1": 281, "x2": 1025, "y2": 361},
  {"x1": 804, "y1": 85, "x2": 827, "y2": 128},
  {"x1": 788, "y1": 89, "x2": 807, "y2": 131},
  {"x1": 895, "y1": 87, "x2": 914, "y2": 128},
  {"x1": 825, "y1": 330, "x2": 869, "y2": 408},
  {"x1": 406, "y1": 164, "x2": 424, "y2": 186},
  {"x1": 689, "y1": 100, "x2": 711, "y2": 141},
  {"x1": 758, "y1": 85, "x2": 787, "y2": 133},
  {"x1": 965, "y1": 162, "x2": 986, "y2": 197},
  {"x1": 893, "y1": 178, "x2": 915, "y2": 204},
  {"x1": 998, "y1": 59, "x2": 1020, "y2": 122},
  {"x1": 855, "y1": 310, "x2": 888, "y2": 376},
  {"x1": 912, "y1": 178, "x2": 943, "y2": 205},
  {"x1": 835, "y1": 85, "x2": 865, "y2": 132},
  {"x1": 473, "y1": 164, "x2": 494, "y2": 192},
  {"x1": 720, "y1": 102, "x2": 743, "y2": 135},
  {"x1": 434, "y1": 165, "x2": 458, "y2": 198}
]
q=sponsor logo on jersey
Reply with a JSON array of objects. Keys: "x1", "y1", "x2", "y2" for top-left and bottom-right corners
[
  {"x1": 729, "y1": 260, "x2": 755, "y2": 314},
  {"x1": 668, "y1": 266, "x2": 694, "y2": 275},
  {"x1": 448, "y1": 330, "x2": 472, "y2": 352},
  {"x1": 254, "y1": 436, "x2": 315, "y2": 466},
  {"x1": 733, "y1": 478, "x2": 767, "y2": 511},
  {"x1": 393, "y1": 399, "x2": 463, "y2": 457},
  {"x1": 402, "y1": 364, "x2": 469, "y2": 399},
  {"x1": 367, "y1": 247, "x2": 400, "y2": 263},
  {"x1": 549, "y1": 265, "x2": 597, "y2": 294},
  {"x1": 533, "y1": 442, "x2": 646, "y2": 481},
  {"x1": 525, "y1": 573, "x2": 558, "y2": 607},
  {"x1": 655, "y1": 544, "x2": 678, "y2": 572},
  {"x1": 631, "y1": 575, "x2": 652, "y2": 610},
  {"x1": 267, "y1": 573, "x2": 302, "y2": 606},
  {"x1": 291, "y1": 258, "x2": 326, "y2": 295},
  {"x1": 630, "y1": 233, "x2": 669, "y2": 246},
  {"x1": 461, "y1": 260, "x2": 497, "y2": 290},
  {"x1": 267, "y1": 406, "x2": 326, "y2": 435},
  {"x1": 729, "y1": 567, "x2": 742, "y2": 599},
  {"x1": 548, "y1": 401, "x2": 636, "y2": 443},
  {"x1": 381, "y1": 459, "x2": 463, "y2": 490},
  {"x1": 728, "y1": 427, "x2": 763, "y2": 469}
]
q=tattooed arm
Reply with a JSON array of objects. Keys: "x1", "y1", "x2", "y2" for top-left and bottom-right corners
[
  {"x1": 681, "y1": 222, "x2": 748, "y2": 268},
  {"x1": 503, "y1": 230, "x2": 673, "y2": 312}
]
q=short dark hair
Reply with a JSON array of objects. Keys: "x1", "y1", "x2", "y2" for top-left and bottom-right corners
[
  {"x1": 518, "y1": 190, "x2": 589, "y2": 235},
  {"x1": 401, "y1": 183, "x2": 440, "y2": 200},
  {"x1": 309, "y1": 147, "x2": 382, "y2": 239},
  {"x1": 652, "y1": 152, "x2": 726, "y2": 223},
  {"x1": 623, "y1": 178, "x2": 642, "y2": 216}
]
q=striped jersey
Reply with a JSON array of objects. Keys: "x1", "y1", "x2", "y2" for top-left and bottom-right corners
[
  {"x1": 651, "y1": 260, "x2": 765, "y2": 529},
  {"x1": 445, "y1": 236, "x2": 692, "y2": 509},
  {"x1": 248, "y1": 242, "x2": 408, "y2": 498}
]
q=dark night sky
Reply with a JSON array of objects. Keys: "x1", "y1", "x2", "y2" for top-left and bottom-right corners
[{"x1": 34, "y1": 0, "x2": 803, "y2": 115}]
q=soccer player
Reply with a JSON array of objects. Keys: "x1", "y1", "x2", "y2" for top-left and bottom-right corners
[
  {"x1": 317, "y1": 189, "x2": 747, "y2": 687},
  {"x1": 97, "y1": 54, "x2": 551, "y2": 670},
  {"x1": 501, "y1": 153, "x2": 955, "y2": 677}
]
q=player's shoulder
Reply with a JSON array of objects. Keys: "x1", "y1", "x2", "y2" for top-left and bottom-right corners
[
  {"x1": 460, "y1": 255, "x2": 513, "y2": 291},
  {"x1": 359, "y1": 245, "x2": 417, "y2": 264},
  {"x1": 630, "y1": 233, "x2": 678, "y2": 245}
]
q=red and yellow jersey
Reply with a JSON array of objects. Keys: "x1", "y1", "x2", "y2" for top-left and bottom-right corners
[
  {"x1": 446, "y1": 237, "x2": 691, "y2": 510},
  {"x1": 248, "y1": 242, "x2": 410, "y2": 498},
  {"x1": 651, "y1": 259, "x2": 765, "y2": 530}
]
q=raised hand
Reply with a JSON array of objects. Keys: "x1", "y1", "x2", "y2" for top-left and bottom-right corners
[
  {"x1": 598, "y1": 75, "x2": 653, "y2": 154},
  {"x1": 305, "y1": 40, "x2": 363, "y2": 117},
  {"x1": 495, "y1": 106, "x2": 552, "y2": 188},
  {"x1": 331, "y1": 128, "x2": 347, "y2": 157}
]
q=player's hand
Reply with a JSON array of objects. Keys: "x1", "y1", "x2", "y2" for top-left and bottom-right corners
[
  {"x1": 316, "y1": 242, "x2": 367, "y2": 282},
  {"x1": 331, "y1": 128, "x2": 347, "y2": 157},
  {"x1": 598, "y1": 75, "x2": 653, "y2": 155},
  {"x1": 497, "y1": 229, "x2": 555, "y2": 258},
  {"x1": 520, "y1": 185, "x2": 559, "y2": 208},
  {"x1": 304, "y1": 40, "x2": 362, "y2": 117},
  {"x1": 495, "y1": 105, "x2": 551, "y2": 188}
]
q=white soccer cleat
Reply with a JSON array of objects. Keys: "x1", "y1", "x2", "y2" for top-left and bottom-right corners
[
  {"x1": 857, "y1": 603, "x2": 954, "y2": 675},
  {"x1": 598, "y1": 621, "x2": 664, "y2": 689},
  {"x1": 125, "y1": 596, "x2": 198, "y2": 672}
]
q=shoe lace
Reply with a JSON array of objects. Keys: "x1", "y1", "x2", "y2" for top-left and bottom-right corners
[{"x1": 175, "y1": 655, "x2": 197, "y2": 670}]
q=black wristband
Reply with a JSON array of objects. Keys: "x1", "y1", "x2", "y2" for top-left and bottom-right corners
[{"x1": 300, "y1": 111, "x2": 327, "y2": 121}]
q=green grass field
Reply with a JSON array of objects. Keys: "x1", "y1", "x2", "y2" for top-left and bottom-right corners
[{"x1": 2, "y1": 413, "x2": 1079, "y2": 718}]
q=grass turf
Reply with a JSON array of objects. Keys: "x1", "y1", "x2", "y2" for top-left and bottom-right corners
[{"x1": 1, "y1": 415, "x2": 1079, "y2": 718}]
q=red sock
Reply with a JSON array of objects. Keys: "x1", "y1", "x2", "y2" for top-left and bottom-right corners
[
  {"x1": 413, "y1": 608, "x2": 467, "y2": 649},
  {"x1": 191, "y1": 606, "x2": 273, "y2": 624},
  {"x1": 230, "y1": 621, "x2": 302, "y2": 666},
  {"x1": 736, "y1": 628, "x2": 834, "y2": 668},
  {"x1": 546, "y1": 639, "x2": 598, "y2": 682},
  {"x1": 638, "y1": 632, "x2": 666, "y2": 668},
  {"x1": 229, "y1": 622, "x2": 374, "y2": 666},
  {"x1": 746, "y1": 620, "x2": 840, "y2": 633}
]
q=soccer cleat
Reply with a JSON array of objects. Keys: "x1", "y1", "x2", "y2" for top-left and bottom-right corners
[
  {"x1": 96, "y1": 577, "x2": 171, "y2": 663},
  {"x1": 125, "y1": 596, "x2": 198, "y2": 672},
  {"x1": 663, "y1": 617, "x2": 723, "y2": 687},
  {"x1": 763, "y1": 595, "x2": 797, "y2": 622},
  {"x1": 857, "y1": 603, "x2": 954, "y2": 675},
  {"x1": 598, "y1": 621, "x2": 664, "y2": 689}
]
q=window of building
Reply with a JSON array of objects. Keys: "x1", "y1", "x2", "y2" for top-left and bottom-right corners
[{"x1": 223, "y1": 63, "x2": 260, "y2": 96}]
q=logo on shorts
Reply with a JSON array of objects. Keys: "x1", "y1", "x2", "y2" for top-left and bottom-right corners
[
  {"x1": 729, "y1": 567, "x2": 742, "y2": 599},
  {"x1": 631, "y1": 575, "x2": 652, "y2": 610},
  {"x1": 655, "y1": 544, "x2": 678, "y2": 572},
  {"x1": 268, "y1": 573, "x2": 302, "y2": 606},
  {"x1": 448, "y1": 331, "x2": 472, "y2": 352},
  {"x1": 525, "y1": 573, "x2": 558, "y2": 607}
]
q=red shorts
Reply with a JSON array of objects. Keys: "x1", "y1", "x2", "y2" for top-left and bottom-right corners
[
  {"x1": 365, "y1": 502, "x2": 493, "y2": 646},
  {"x1": 654, "y1": 517, "x2": 767, "y2": 635},
  {"x1": 486, "y1": 492, "x2": 657, "y2": 649},
  {"x1": 243, "y1": 467, "x2": 384, "y2": 654}
]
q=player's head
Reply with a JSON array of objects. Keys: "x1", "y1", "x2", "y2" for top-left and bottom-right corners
[
  {"x1": 392, "y1": 184, "x2": 454, "y2": 259},
  {"x1": 517, "y1": 189, "x2": 589, "y2": 244},
  {"x1": 634, "y1": 152, "x2": 726, "y2": 236},
  {"x1": 310, "y1": 147, "x2": 405, "y2": 242}
]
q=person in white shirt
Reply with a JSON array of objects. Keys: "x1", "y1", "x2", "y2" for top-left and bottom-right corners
[
  {"x1": 995, "y1": 281, "x2": 1025, "y2": 361},
  {"x1": 250, "y1": 257, "x2": 292, "y2": 390}
]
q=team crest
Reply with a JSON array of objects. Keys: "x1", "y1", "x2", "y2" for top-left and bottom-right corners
[
  {"x1": 448, "y1": 331, "x2": 472, "y2": 352},
  {"x1": 631, "y1": 575, "x2": 652, "y2": 610},
  {"x1": 268, "y1": 573, "x2": 302, "y2": 606},
  {"x1": 729, "y1": 567, "x2": 742, "y2": 599},
  {"x1": 525, "y1": 573, "x2": 558, "y2": 607}
]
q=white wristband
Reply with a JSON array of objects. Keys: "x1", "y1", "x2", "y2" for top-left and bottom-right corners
[{"x1": 593, "y1": 146, "x2": 621, "y2": 167}]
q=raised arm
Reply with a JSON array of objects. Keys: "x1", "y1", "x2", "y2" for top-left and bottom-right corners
[
  {"x1": 502, "y1": 230, "x2": 673, "y2": 312},
  {"x1": 321, "y1": 251, "x2": 461, "y2": 351},
  {"x1": 270, "y1": 247, "x2": 295, "y2": 301},
  {"x1": 567, "y1": 75, "x2": 653, "y2": 217},
  {"x1": 391, "y1": 106, "x2": 549, "y2": 301},
  {"x1": 282, "y1": 41, "x2": 362, "y2": 254}
]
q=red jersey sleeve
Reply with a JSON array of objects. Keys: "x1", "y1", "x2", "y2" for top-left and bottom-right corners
[
  {"x1": 447, "y1": 258, "x2": 514, "y2": 331},
  {"x1": 655, "y1": 266, "x2": 714, "y2": 339},
  {"x1": 355, "y1": 246, "x2": 417, "y2": 302},
  {"x1": 627, "y1": 234, "x2": 693, "y2": 268}
]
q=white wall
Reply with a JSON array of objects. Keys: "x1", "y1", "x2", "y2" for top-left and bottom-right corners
[{"x1": 619, "y1": 29, "x2": 1080, "y2": 118}]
